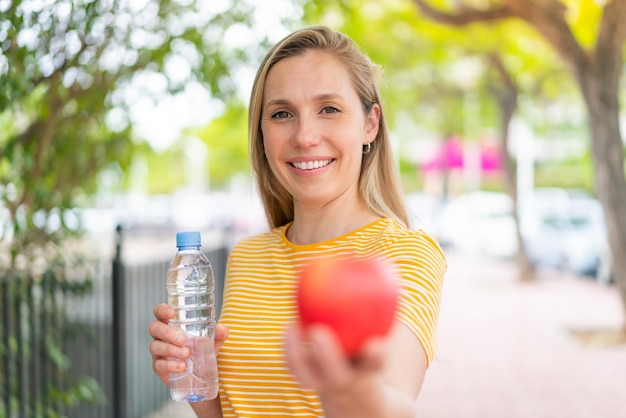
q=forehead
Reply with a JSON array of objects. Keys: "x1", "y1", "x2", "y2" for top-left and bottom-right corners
[{"x1": 264, "y1": 50, "x2": 357, "y2": 99}]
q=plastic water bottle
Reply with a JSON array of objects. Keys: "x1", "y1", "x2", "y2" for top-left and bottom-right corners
[{"x1": 166, "y1": 231, "x2": 219, "y2": 402}]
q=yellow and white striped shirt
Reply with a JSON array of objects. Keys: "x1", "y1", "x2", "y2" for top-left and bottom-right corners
[{"x1": 217, "y1": 217, "x2": 446, "y2": 417}]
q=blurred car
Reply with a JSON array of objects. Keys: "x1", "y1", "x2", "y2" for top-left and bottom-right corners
[
  {"x1": 522, "y1": 188, "x2": 609, "y2": 278},
  {"x1": 404, "y1": 192, "x2": 443, "y2": 237},
  {"x1": 438, "y1": 191, "x2": 518, "y2": 259}
]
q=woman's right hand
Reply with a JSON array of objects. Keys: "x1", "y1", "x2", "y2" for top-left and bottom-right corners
[{"x1": 149, "y1": 303, "x2": 229, "y2": 385}]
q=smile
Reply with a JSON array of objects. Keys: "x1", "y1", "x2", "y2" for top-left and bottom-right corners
[{"x1": 290, "y1": 159, "x2": 333, "y2": 170}]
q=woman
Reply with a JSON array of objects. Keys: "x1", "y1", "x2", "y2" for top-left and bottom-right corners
[{"x1": 149, "y1": 25, "x2": 446, "y2": 418}]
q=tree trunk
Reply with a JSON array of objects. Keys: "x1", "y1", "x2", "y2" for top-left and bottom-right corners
[
  {"x1": 578, "y1": 71, "x2": 626, "y2": 331},
  {"x1": 410, "y1": 0, "x2": 626, "y2": 328},
  {"x1": 488, "y1": 53, "x2": 536, "y2": 282},
  {"x1": 507, "y1": 0, "x2": 626, "y2": 330},
  {"x1": 544, "y1": 0, "x2": 626, "y2": 332}
]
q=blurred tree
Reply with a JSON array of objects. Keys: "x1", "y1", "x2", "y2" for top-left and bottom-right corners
[
  {"x1": 0, "y1": 0, "x2": 300, "y2": 267},
  {"x1": 410, "y1": 0, "x2": 626, "y2": 329},
  {"x1": 192, "y1": 103, "x2": 249, "y2": 189},
  {"x1": 143, "y1": 102, "x2": 250, "y2": 192},
  {"x1": 303, "y1": 0, "x2": 580, "y2": 280},
  {"x1": 0, "y1": 2, "x2": 302, "y2": 412},
  {"x1": 303, "y1": 1, "x2": 498, "y2": 181},
  {"x1": 302, "y1": 1, "x2": 579, "y2": 178}
]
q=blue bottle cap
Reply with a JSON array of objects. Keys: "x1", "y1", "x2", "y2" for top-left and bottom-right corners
[{"x1": 176, "y1": 231, "x2": 201, "y2": 249}]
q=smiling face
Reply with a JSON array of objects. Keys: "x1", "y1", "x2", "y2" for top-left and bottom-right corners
[{"x1": 260, "y1": 50, "x2": 380, "y2": 211}]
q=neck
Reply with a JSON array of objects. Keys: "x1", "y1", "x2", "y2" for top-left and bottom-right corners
[{"x1": 287, "y1": 200, "x2": 379, "y2": 245}]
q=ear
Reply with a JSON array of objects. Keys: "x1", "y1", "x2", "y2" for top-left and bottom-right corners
[{"x1": 364, "y1": 103, "x2": 381, "y2": 144}]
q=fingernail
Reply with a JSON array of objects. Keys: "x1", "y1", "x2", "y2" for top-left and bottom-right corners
[
  {"x1": 178, "y1": 348, "x2": 188, "y2": 358},
  {"x1": 174, "y1": 334, "x2": 184, "y2": 345}
]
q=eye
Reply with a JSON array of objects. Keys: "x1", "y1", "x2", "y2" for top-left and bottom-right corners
[
  {"x1": 271, "y1": 110, "x2": 291, "y2": 119},
  {"x1": 321, "y1": 105, "x2": 340, "y2": 115}
]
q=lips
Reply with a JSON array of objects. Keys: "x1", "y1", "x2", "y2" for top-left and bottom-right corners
[{"x1": 289, "y1": 159, "x2": 333, "y2": 170}]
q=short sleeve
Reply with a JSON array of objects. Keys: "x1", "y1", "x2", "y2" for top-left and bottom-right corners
[{"x1": 389, "y1": 231, "x2": 446, "y2": 365}]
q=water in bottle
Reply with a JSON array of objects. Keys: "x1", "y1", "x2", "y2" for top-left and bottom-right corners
[{"x1": 166, "y1": 231, "x2": 219, "y2": 402}]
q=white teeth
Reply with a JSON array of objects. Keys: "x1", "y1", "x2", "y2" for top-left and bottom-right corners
[{"x1": 291, "y1": 159, "x2": 332, "y2": 170}]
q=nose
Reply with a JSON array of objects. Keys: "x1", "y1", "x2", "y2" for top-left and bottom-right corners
[{"x1": 290, "y1": 115, "x2": 320, "y2": 148}]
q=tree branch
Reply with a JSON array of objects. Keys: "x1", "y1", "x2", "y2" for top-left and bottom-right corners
[
  {"x1": 411, "y1": 1, "x2": 592, "y2": 82},
  {"x1": 501, "y1": 0, "x2": 590, "y2": 76},
  {"x1": 411, "y1": 0, "x2": 516, "y2": 25},
  {"x1": 595, "y1": 0, "x2": 626, "y2": 89},
  {"x1": 487, "y1": 52, "x2": 517, "y2": 98},
  {"x1": 599, "y1": 0, "x2": 626, "y2": 46}
]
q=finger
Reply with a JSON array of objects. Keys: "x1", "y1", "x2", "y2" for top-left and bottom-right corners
[
  {"x1": 215, "y1": 324, "x2": 229, "y2": 343},
  {"x1": 284, "y1": 324, "x2": 322, "y2": 390},
  {"x1": 215, "y1": 324, "x2": 229, "y2": 354},
  {"x1": 150, "y1": 339, "x2": 189, "y2": 361},
  {"x1": 153, "y1": 303, "x2": 175, "y2": 321},
  {"x1": 153, "y1": 357, "x2": 186, "y2": 383},
  {"x1": 353, "y1": 337, "x2": 386, "y2": 373},
  {"x1": 307, "y1": 325, "x2": 353, "y2": 388},
  {"x1": 148, "y1": 319, "x2": 185, "y2": 347}
]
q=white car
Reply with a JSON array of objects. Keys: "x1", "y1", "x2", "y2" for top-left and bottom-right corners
[
  {"x1": 523, "y1": 188, "x2": 609, "y2": 277},
  {"x1": 438, "y1": 191, "x2": 518, "y2": 259}
]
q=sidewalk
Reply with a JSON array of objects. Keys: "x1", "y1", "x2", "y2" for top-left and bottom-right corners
[
  {"x1": 415, "y1": 251, "x2": 626, "y2": 418},
  {"x1": 147, "y1": 252, "x2": 626, "y2": 418}
]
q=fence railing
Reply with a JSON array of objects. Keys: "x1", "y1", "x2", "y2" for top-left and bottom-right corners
[{"x1": 0, "y1": 226, "x2": 229, "y2": 418}]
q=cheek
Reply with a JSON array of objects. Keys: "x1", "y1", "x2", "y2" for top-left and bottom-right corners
[
  {"x1": 261, "y1": 123, "x2": 290, "y2": 160},
  {"x1": 260, "y1": 125, "x2": 274, "y2": 156},
  {"x1": 262, "y1": 136, "x2": 278, "y2": 162},
  {"x1": 261, "y1": 137, "x2": 285, "y2": 177}
]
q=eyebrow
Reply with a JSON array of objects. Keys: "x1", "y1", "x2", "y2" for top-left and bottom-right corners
[{"x1": 264, "y1": 93, "x2": 346, "y2": 108}]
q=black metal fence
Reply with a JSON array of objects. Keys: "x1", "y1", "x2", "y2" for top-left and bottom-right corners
[{"x1": 0, "y1": 227, "x2": 228, "y2": 418}]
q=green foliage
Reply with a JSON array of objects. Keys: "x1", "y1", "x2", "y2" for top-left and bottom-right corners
[
  {"x1": 0, "y1": 0, "x2": 296, "y2": 267},
  {"x1": 301, "y1": 0, "x2": 597, "y2": 193},
  {"x1": 304, "y1": 0, "x2": 477, "y2": 134},
  {"x1": 398, "y1": 157, "x2": 424, "y2": 192},
  {"x1": 0, "y1": 3, "x2": 281, "y2": 414},
  {"x1": 0, "y1": 258, "x2": 106, "y2": 418},
  {"x1": 563, "y1": 0, "x2": 603, "y2": 49},
  {"x1": 140, "y1": 151, "x2": 183, "y2": 195},
  {"x1": 535, "y1": 153, "x2": 596, "y2": 193},
  {"x1": 129, "y1": 0, "x2": 602, "y2": 196},
  {"x1": 193, "y1": 103, "x2": 250, "y2": 189},
  {"x1": 138, "y1": 101, "x2": 249, "y2": 193}
]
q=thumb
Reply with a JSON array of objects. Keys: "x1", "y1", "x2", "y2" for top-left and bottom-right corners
[{"x1": 215, "y1": 324, "x2": 229, "y2": 354}]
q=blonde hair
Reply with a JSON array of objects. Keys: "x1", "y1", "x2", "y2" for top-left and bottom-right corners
[{"x1": 249, "y1": 25, "x2": 408, "y2": 229}]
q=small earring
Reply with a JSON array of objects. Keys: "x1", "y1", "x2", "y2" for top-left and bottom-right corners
[{"x1": 363, "y1": 142, "x2": 372, "y2": 154}]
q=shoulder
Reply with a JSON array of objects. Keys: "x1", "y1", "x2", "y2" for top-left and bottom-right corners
[
  {"x1": 229, "y1": 225, "x2": 288, "y2": 258},
  {"x1": 375, "y1": 219, "x2": 446, "y2": 267},
  {"x1": 371, "y1": 220, "x2": 447, "y2": 300}
]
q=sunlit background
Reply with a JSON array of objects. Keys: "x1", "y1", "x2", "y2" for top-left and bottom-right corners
[{"x1": 2, "y1": 0, "x2": 625, "y2": 417}]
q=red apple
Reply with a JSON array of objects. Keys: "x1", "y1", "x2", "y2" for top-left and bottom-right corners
[{"x1": 296, "y1": 254, "x2": 400, "y2": 356}]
